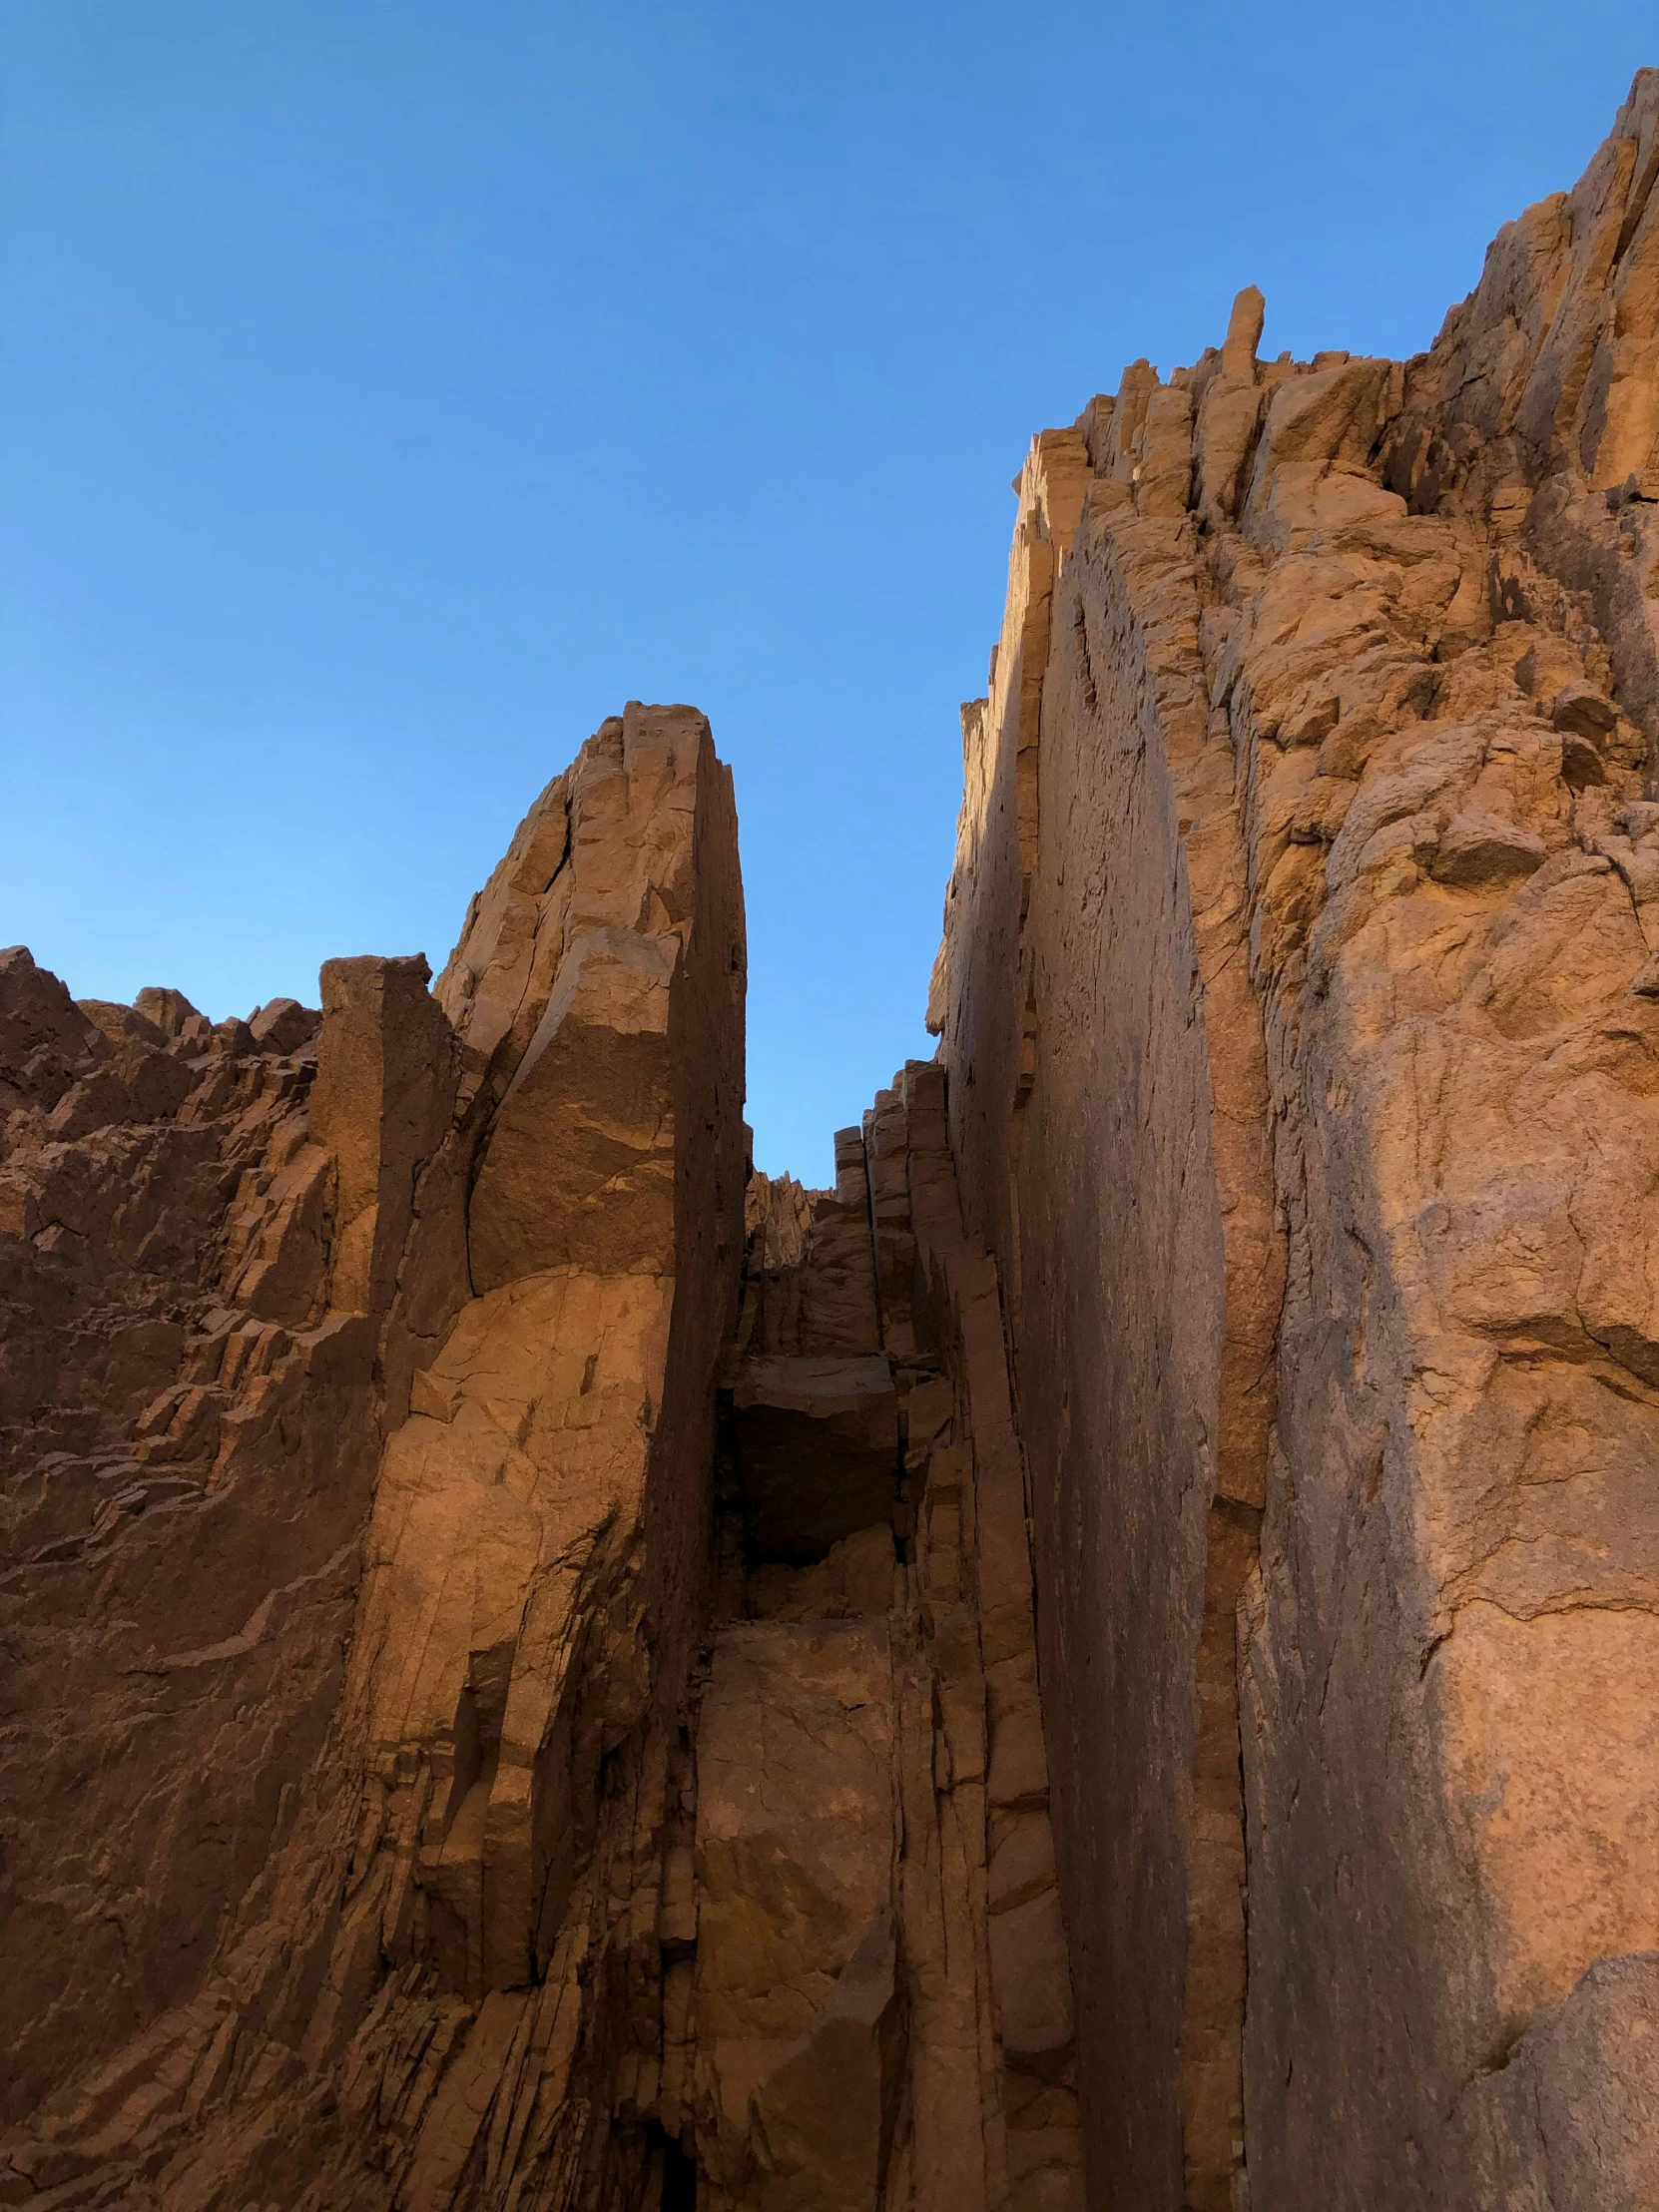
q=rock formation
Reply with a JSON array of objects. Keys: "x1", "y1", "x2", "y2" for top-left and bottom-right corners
[
  {"x1": 5, "y1": 68, "x2": 1659, "y2": 2212},
  {"x1": 931, "y1": 66, "x2": 1659, "y2": 2210}
]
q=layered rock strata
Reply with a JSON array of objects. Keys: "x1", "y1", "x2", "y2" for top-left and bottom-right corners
[{"x1": 6, "y1": 67, "x2": 1659, "y2": 2212}]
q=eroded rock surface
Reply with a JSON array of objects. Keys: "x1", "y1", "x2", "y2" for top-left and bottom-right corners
[
  {"x1": 695, "y1": 1058, "x2": 1083, "y2": 2212},
  {"x1": 0, "y1": 696, "x2": 1080, "y2": 2212},
  {"x1": 930, "y1": 61, "x2": 1659, "y2": 2212},
  {"x1": 7, "y1": 68, "x2": 1659, "y2": 2212},
  {"x1": 0, "y1": 704, "x2": 750, "y2": 2209}
]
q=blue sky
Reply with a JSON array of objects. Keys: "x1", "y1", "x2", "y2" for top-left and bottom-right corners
[{"x1": 3, "y1": 4, "x2": 1652, "y2": 1180}]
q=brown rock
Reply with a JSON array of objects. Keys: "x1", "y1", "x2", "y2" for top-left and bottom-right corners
[
  {"x1": 468, "y1": 924, "x2": 677, "y2": 1288},
  {"x1": 11, "y1": 72, "x2": 1659, "y2": 2212},
  {"x1": 0, "y1": 943, "x2": 107, "y2": 1115},
  {"x1": 1220, "y1": 283, "x2": 1265, "y2": 378},
  {"x1": 76, "y1": 997, "x2": 167, "y2": 1049},
  {"x1": 1429, "y1": 810, "x2": 1549, "y2": 886},
  {"x1": 309, "y1": 951, "x2": 457, "y2": 1318},
  {"x1": 690, "y1": 1619, "x2": 897, "y2": 2206},
  {"x1": 926, "y1": 64, "x2": 1659, "y2": 2212},
  {"x1": 247, "y1": 995, "x2": 321, "y2": 1053},
  {"x1": 133, "y1": 983, "x2": 202, "y2": 1037},
  {"x1": 0, "y1": 703, "x2": 748, "y2": 2211},
  {"x1": 733, "y1": 1354, "x2": 898, "y2": 1562}
]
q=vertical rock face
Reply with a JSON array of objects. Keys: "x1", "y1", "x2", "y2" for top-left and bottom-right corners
[
  {"x1": 6, "y1": 71, "x2": 1659, "y2": 2212},
  {"x1": 0, "y1": 699, "x2": 1081, "y2": 2212},
  {"x1": 931, "y1": 62, "x2": 1659, "y2": 2212},
  {"x1": 0, "y1": 703, "x2": 752, "y2": 2209},
  {"x1": 693, "y1": 1059, "x2": 1083, "y2": 2212}
]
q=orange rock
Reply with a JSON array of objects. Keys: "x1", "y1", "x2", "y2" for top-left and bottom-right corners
[{"x1": 8, "y1": 71, "x2": 1659, "y2": 2212}]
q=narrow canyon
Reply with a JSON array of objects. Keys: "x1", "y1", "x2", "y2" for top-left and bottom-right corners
[{"x1": 6, "y1": 70, "x2": 1659, "y2": 2212}]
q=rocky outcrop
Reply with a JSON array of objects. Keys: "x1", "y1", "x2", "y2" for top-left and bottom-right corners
[
  {"x1": 931, "y1": 62, "x2": 1659, "y2": 2212},
  {"x1": 6, "y1": 68, "x2": 1659, "y2": 2212},
  {"x1": 0, "y1": 703, "x2": 750, "y2": 2209},
  {"x1": 692, "y1": 1065, "x2": 1082, "y2": 2212},
  {"x1": 0, "y1": 697, "x2": 1080, "y2": 2212}
]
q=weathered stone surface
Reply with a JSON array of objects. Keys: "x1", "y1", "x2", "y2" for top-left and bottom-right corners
[
  {"x1": 248, "y1": 997, "x2": 321, "y2": 1054},
  {"x1": 1446, "y1": 1951, "x2": 1659, "y2": 2205},
  {"x1": 745, "y1": 1522, "x2": 897, "y2": 1623},
  {"x1": 8, "y1": 71, "x2": 1659, "y2": 2212},
  {"x1": 467, "y1": 926, "x2": 678, "y2": 1288},
  {"x1": 732, "y1": 1353, "x2": 897, "y2": 1562},
  {"x1": 0, "y1": 943, "x2": 375, "y2": 2134},
  {"x1": 77, "y1": 996, "x2": 168, "y2": 1050},
  {"x1": 736, "y1": 1145, "x2": 881, "y2": 1360},
  {"x1": 0, "y1": 703, "x2": 749, "y2": 2211},
  {"x1": 926, "y1": 62, "x2": 1659, "y2": 2212},
  {"x1": 690, "y1": 1620, "x2": 898, "y2": 2209},
  {"x1": 133, "y1": 985, "x2": 202, "y2": 1038},
  {"x1": 693, "y1": 1064, "x2": 1081, "y2": 2212}
]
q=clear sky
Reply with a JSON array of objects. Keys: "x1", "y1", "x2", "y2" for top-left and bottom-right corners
[{"x1": 3, "y1": 5, "x2": 1652, "y2": 1181}]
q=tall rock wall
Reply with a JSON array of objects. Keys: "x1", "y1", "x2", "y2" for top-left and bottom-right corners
[
  {"x1": 7, "y1": 69, "x2": 1659, "y2": 2212},
  {"x1": 0, "y1": 704, "x2": 752, "y2": 2209},
  {"x1": 931, "y1": 62, "x2": 1659, "y2": 2212},
  {"x1": 0, "y1": 709, "x2": 1083, "y2": 2212}
]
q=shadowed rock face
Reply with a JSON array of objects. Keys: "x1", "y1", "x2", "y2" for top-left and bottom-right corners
[
  {"x1": 5, "y1": 70, "x2": 1659, "y2": 2212},
  {"x1": 0, "y1": 698, "x2": 1078, "y2": 2212},
  {"x1": 731, "y1": 1356, "x2": 898, "y2": 1562},
  {"x1": 0, "y1": 704, "x2": 751, "y2": 2210},
  {"x1": 0, "y1": 943, "x2": 371, "y2": 2125}
]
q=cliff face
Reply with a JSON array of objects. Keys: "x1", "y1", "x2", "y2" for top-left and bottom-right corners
[
  {"x1": 933, "y1": 63, "x2": 1659, "y2": 2212},
  {"x1": 5, "y1": 70, "x2": 1659, "y2": 2212},
  {"x1": 0, "y1": 704, "x2": 750, "y2": 2210}
]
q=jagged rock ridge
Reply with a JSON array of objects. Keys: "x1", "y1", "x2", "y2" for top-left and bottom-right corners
[{"x1": 4, "y1": 67, "x2": 1659, "y2": 2212}]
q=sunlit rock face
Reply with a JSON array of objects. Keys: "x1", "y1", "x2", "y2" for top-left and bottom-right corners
[
  {"x1": 6, "y1": 69, "x2": 1659, "y2": 2212},
  {"x1": 930, "y1": 63, "x2": 1659, "y2": 2212}
]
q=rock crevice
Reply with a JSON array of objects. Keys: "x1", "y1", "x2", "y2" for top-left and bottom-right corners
[{"x1": 7, "y1": 70, "x2": 1659, "y2": 2212}]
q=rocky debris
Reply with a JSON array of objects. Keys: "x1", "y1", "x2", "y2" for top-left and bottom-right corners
[
  {"x1": 0, "y1": 945, "x2": 108, "y2": 1117},
  {"x1": 929, "y1": 61, "x2": 1659, "y2": 2212},
  {"x1": 76, "y1": 997, "x2": 168, "y2": 1050},
  {"x1": 248, "y1": 997, "x2": 321, "y2": 1054},
  {"x1": 134, "y1": 985, "x2": 201, "y2": 1038},
  {"x1": 745, "y1": 1523, "x2": 898, "y2": 1622}
]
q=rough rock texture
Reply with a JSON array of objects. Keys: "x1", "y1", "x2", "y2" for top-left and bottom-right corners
[
  {"x1": 9, "y1": 71, "x2": 1659, "y2": 2212},
  {"x1": 0, "y1": 703, "x2": 750, "y2": 2209},
  {"x1": 0, "y1": 706, "x2": 1081, "y2": 2212},
  {"x1": 930, "y1": 64, "x2": 1659, "y2": 2212},
  {"x1": 694, "y1": 1057, "x2": 1084, "y2": 2212},
  {"x1": 0, "y1": 944, "x2": 375, "y2": 2125}
]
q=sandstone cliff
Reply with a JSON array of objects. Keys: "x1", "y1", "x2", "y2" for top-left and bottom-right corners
[
  {"x1": 932, "y1": 63, "x2": 1659, "y2": 2211},
  {"x1": 0, "y1": 704, "x2": 749, "y2": 2208},
  {"x1": 5, "y1": 68, "x2": 1659, "y2": 2212}
]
